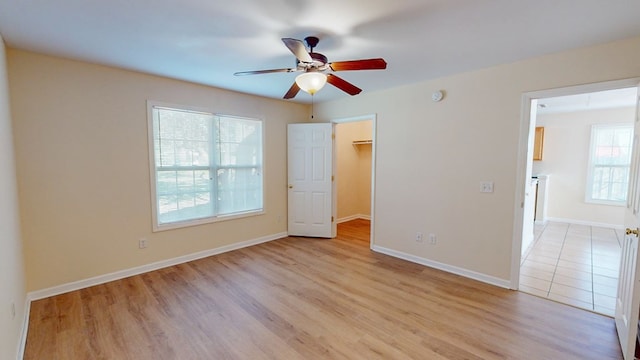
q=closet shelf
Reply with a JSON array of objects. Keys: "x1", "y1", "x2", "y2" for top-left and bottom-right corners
[{"x1": 352, "y1": 140, "x2": 372, "y2": 145}]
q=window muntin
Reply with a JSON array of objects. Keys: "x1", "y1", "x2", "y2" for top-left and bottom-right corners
[
  {"x1": 149, "y1": 103, "x2": 263, "y2": 230},
  {"x1": 586, "y1": 124, "x2": 634, "y2": 205}
]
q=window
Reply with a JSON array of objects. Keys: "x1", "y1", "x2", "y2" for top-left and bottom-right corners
[
  {"x1": 148, "y1": 103, "x2": 263, "y2": 230},
  {"x1": 586, "y1": 124, "x2": 634, "y2": 205}
]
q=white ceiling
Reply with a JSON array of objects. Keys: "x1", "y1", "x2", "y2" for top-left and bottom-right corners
[
  {"x1": 1, "y1": 0, "x2": 640, "y2": 104},
  {"x1": 537, "y1": 87, "x2": 638, "y2": 115}
]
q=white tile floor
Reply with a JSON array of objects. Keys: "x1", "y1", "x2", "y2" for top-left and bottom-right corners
[{"x1": 519, "y1": 221, "x2": 623, "y2": 317}]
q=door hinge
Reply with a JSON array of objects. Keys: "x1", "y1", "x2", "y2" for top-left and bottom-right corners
[
  {"x1": 331, "y1": 216, "x2": 334, "y2": 222},
  {"x1": 331, "y1": 175, "x2": 334, "y2": 181},
  {"x1": 332, "y1": 133, "x2": 335, "y2": 140}
]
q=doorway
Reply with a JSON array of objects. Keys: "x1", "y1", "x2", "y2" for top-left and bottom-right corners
[
  {"x1": 514, "y1": 81, "x2": 639, "y2": 316},
  {"x1": 332, "y1": 114, "x2": 376, "y2": 246}
]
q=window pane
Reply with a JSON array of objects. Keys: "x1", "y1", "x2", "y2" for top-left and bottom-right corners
[
  {"x1": 155, "y1": 108, "x2": 211, "y2": 167},
  {"x1": 593, "y1": 127, "x2": 633, "y2": 165},
  {"x1": 214, "y1": 116, "x2": 263, "y2": 216},
  {"x1": 216, "y1": 116, "x2": 262, "y2": 166},
  {"x1": 217, "y1": 167, "x2": 263, "y2": 214},
  {"x1": 159, "y1": 192, "x2": 212, "y2": 224},
  {"x1": 611, "y1": 167, "x2": 630, "y2": 201},
  {"x1": 157, "y1": 170, "x2": 177, "y2": 195},
  {"x1": 176, "y1": 170, "x2": 195, "y2": 192},
  {"x1": 151, "y1": 105, "x2": 263, "y2": 227},
  {"x1": 194, "y1": 170, "x2": 211, "y2": 192},
  {"x1": 157, "y1": 169, "x2": 213, "y2": 224},
  {"x1": 588, "y1": 124, "x2": 634, "y2": 203}
]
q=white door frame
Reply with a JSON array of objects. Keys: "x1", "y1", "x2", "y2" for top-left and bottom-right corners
[
  {"x1": 511, "y1": 78, "x2": 640, "y2": 289},
  {"x1": 331, "y1": 114, "x2": 377, "y2": 248}
]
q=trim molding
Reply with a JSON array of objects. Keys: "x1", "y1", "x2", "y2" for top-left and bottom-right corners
[
  {"x1": 337, "y1": 214, "x2": 371, "y2": 223},
  {"x1": 27, "y1": 232, "x2": 287, "y2": 301},
  {"x1": 521, "y1": 237, "x2": 537, "y2": 262},
  {"x1": 371, "y1": 245, "x2": 511, "y2": 289},
  {"x1": 16, "y1": 297, "x2": 30, "y2": 360},
  {"x1": 546, "y1": 217, "x2": 623, "y2": 229}
]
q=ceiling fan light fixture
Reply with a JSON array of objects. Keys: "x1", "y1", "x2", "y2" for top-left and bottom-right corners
[{"x1": 295, "y1": 72, "x2": 327, "y2": 95}]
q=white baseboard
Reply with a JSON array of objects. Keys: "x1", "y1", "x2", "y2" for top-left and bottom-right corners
[
  {"x1": 337, "y1": 214, "x2": 371, "y2": 223},
  {"x1": 16, "y1": 296, "x2": 30, "y2": 360},
  {"x1": 546, "y1": 217, "x2": 623, "y2": 229},
  {"x1": 27, "y1": 232, "x2": 287, "y2": 301},
  {"x1": 371, "y1": 245, "x2": 511, "y2": 289}
]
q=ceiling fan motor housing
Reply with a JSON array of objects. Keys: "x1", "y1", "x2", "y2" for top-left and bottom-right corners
[{"x1": 309, "y1": 52, "x2": 327, "y2": 66}]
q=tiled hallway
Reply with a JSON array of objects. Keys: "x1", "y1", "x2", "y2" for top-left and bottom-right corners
[{"x1": 519, "y1": 222, "x2": 622, "y2": 317}]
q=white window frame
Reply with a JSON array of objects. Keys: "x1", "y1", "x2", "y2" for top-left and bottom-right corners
[
  {"x1": 147, "y1": 101, "x2": 265, "y2": 231},
  {"x1": 585, "y1": 123, "x2": 634, "y2": 206}
]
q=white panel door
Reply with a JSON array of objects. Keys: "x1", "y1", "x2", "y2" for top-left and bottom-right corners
[
  {"x1": 616, "y1": 83, "x2": 640, "y2": 360},
  {"x1": 287, "y1": 123, "x2": 334, "y2": 238}
]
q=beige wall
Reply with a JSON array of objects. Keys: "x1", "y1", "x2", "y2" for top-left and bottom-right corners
[
  {"x1": 5, "y1": 32, "x2": 640, "y2": 307},
  {"x1": 8, "y1": 49, "x2": 308, "y2": 292},
  {"x1": 316, "y1": 36, "x2": 640, "y2": 282},
  {"x1": 336, "y1": 120, "x2": 372, "y2": 220},
  {"x1": 533, "y1": 107, "x2": 635, "y2": 226},
  {"x1": 0, "y1": 36, "x2": 26, "y2": 360}
]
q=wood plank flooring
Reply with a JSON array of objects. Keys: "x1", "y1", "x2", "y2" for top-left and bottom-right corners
[{"x1": 24, "y1": 219, "x2": 623, "y2": 359}]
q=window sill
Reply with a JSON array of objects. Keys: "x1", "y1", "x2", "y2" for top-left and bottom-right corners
[
  {"x1": 153, "y1": 209, "x2": 265, "y2": 232},
  {"x1": 584, "y1": 199, "x2": 626, "y2": 207}
]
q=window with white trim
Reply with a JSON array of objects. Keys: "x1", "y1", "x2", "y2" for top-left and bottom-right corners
[
  {"x1": 586, "y1": 124, "x2": 634, "y2": 205},
  {"x1": 148, "y1": 103, "x2": 263, "y2": 230}
]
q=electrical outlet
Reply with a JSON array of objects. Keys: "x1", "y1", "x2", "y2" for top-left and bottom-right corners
[
  {"x1": 139, "y1": 238, "x2": 148, "y2": 249},
  {"x1": 480, "y1": 181, "x2": 494, "y2": 193},
  {"x1": 429, "y1": 233, "x2": 437, "y2": 245},
  {"x1": 415, "y1": 232, "x2": 424, "y2": 242}
]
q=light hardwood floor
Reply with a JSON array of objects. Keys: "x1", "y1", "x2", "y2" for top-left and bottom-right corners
[{"x1": 24, "y1": 219, "x2": 622, "y2": 359}]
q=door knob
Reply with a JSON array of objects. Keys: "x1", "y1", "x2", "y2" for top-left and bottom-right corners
[
  {"x1": 288, "y1": 185, "x2": 293, "y2": 189},
  {"x1": 626, "y1": 228, "x2": 639, "y2": 236}
]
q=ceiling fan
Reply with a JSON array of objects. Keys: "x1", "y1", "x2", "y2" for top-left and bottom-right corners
[{"x1": 234, "y1": 36, "x2": 387, "y2": 99}]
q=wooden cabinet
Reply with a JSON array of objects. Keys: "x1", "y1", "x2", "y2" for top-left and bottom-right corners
[{"x1": 533, "y1": 127, "x2": 544, "y2": 161}]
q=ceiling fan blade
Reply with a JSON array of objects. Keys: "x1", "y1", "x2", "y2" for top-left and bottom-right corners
[
  {"x1": 282, "y1": 38, "x2": 313, "y2": 63},
  {"x1": 283, "y1": 82, "x2": 300, "y2": 99},
  {"x1": 329, "y1": 58, "x2": 387, "y2": 71},
  {"x1": 234, "y1": 68, "x2": 297, "y2": 76},
  {"x1": 327, "y1": 74, "x2": 362, "y2": 96}
]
